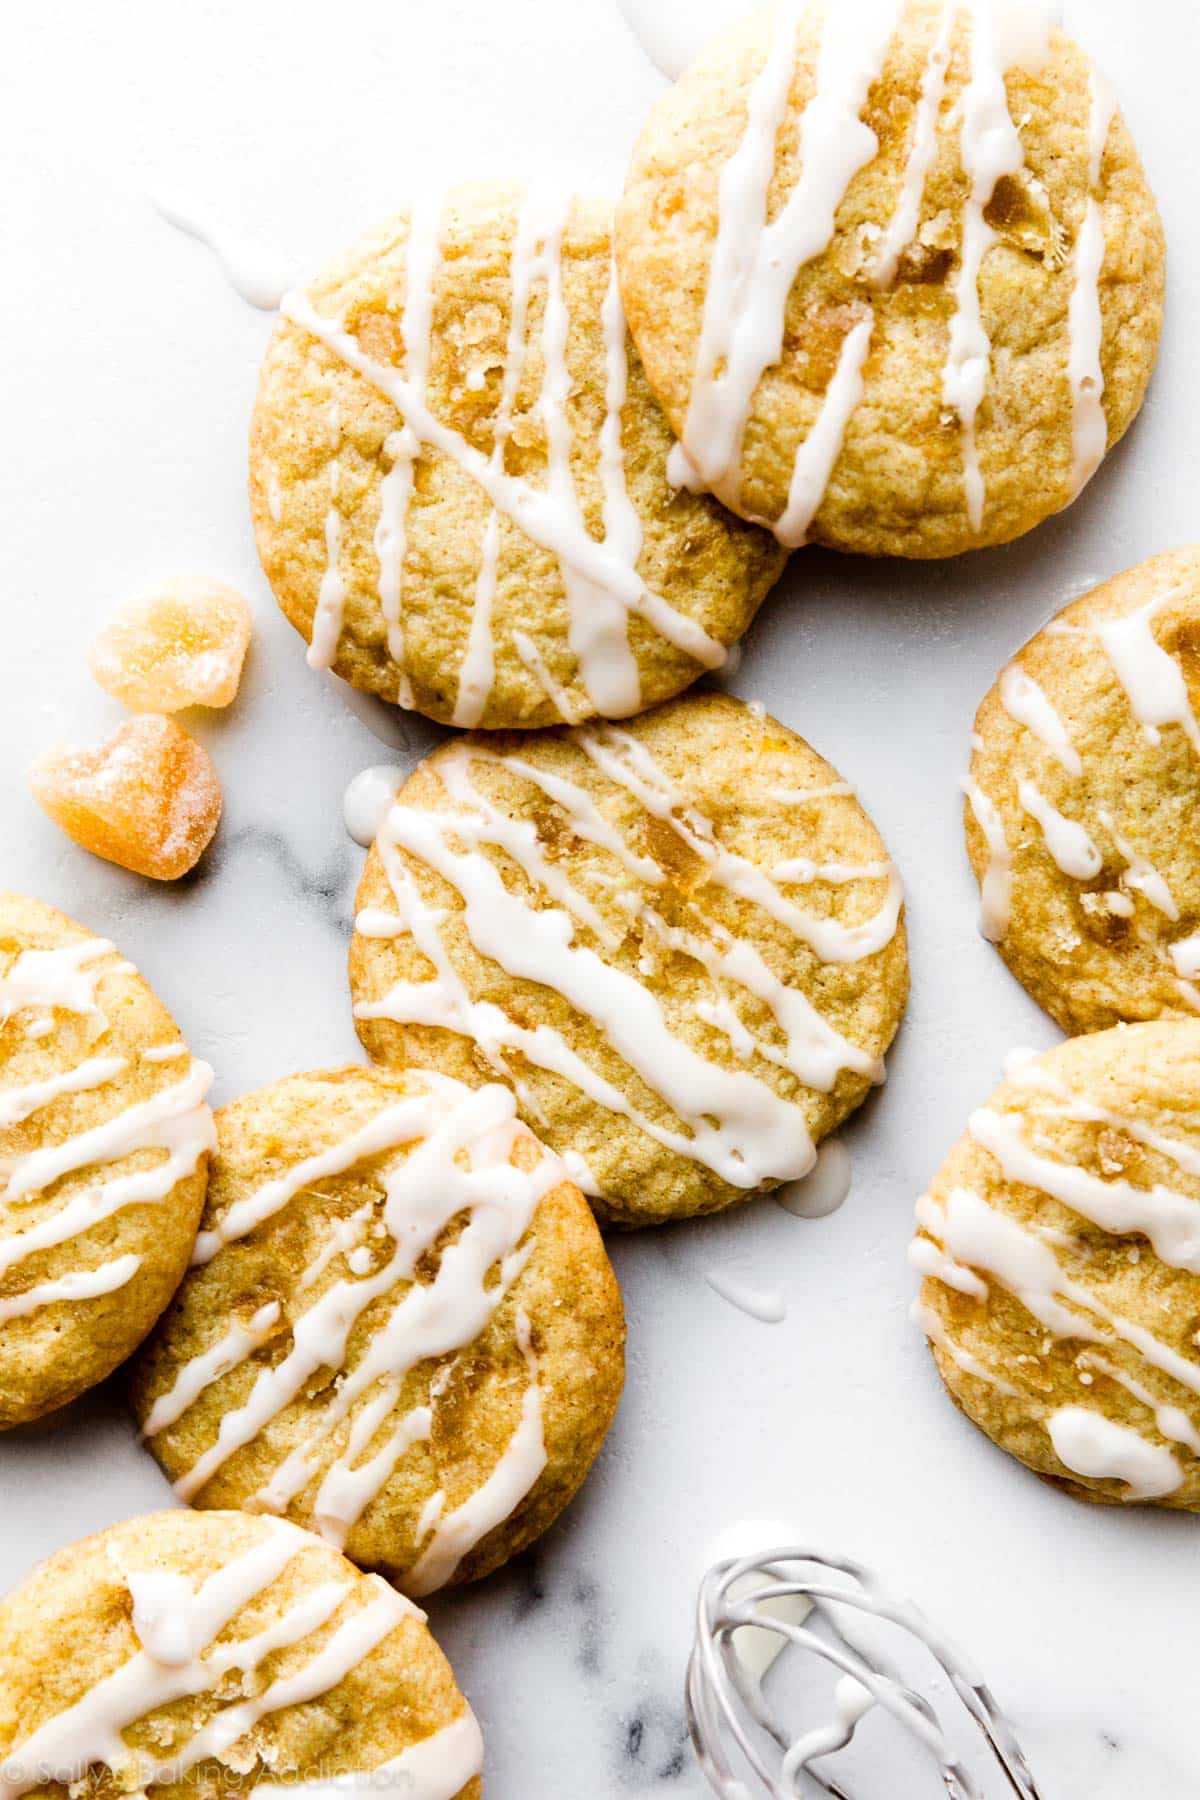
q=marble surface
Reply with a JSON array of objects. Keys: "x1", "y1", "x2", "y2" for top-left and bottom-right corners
[{"x1": 3, "y1": 0, "x2": 1199, "y2": 1793}]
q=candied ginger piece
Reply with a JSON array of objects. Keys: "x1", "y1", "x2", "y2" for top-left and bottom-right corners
[
  {"x1": 87, "y1": 577, "x2": 252, "y2": 711},
  {"x1": 30, "y1": 715, "x2": 222, "y2": 881}
]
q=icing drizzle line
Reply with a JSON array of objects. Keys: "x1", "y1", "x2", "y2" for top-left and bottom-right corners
[
  {"x1": 0, "y1": 1517, "x2": 482, "y2": 1800},
  {"x1": 285, "y1": 193, "x2": 726, "y2": 721},
  {"x1": 357, "y1": 727, "x2": 900, "y2": 1197},
  {"x1": 667, "y1": 2, "x2": 1114, "y2": 542},
  {"x1": 911, "y1": 1059, "x2": 1200, "y2": 1502},
  {"x1": 968, "y1": 573, "x2": 1200, "y2": 992},
  {"x1": 148, "y1": 1073, "x2": 559, "y2": 1594},
  {"x1": 0, "y1": 939, "x2": 214, "y2": 1327}
]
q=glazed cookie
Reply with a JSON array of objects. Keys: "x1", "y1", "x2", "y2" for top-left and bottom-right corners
[
  {"x1": 131, "y1": 1065, "x2": 624, "y2": 1594},
  {"x1": 349, "y1": 691, "x2": 908, "y2": 1226},
  {"x1": 964, "y1": 548, "x2": 1200, "y2": 1034},
  {"x1": 250, "y1": 184, "x2": 784, "y2": 730},
  {"x1": 615, "y1": 1, "x2": 1164, "y2": 557},
  {"x1": 0, "y1": 1509, "x2": 481, "y2": 1799},
  {"x1": 911, "y1": 1025, "x2": 1200, "y2": 1510},
  {"x1": 0, "y1": 893, "x2": 214, "y2": 1428}
]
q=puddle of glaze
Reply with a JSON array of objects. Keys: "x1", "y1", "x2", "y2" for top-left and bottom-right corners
[{"x1": 774, "y1": 1140, "x2": 851, "y2": 1220}]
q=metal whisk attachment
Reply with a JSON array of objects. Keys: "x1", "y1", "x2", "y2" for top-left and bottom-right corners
[{"x1": 687, "y1": 1545, "x2": 1044, "y2": 1799}]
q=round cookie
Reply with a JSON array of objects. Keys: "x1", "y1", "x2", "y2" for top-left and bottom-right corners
[
  {"x1": 250, "y1": 184, "x2": 784, "y2": 730},
  {"x1": 0, "y1": 1509, "x2": 481, "y2": 1799},
  {"x1": 131, "y1": 1064, "x2": 624, "y2": 1594},
  {"x1": 349, "y1": 691, "x2": 908, "y2": 1226},
  {"x1": 911, "y1": 1024, "x2": 1200, "y2": 1510},
  {"x1": 964, "y1": 547, "x2": 1200, "y2": 1034},
  {"x1": 615, "y1": 2, "x2": 1164, "y2": 557},
  {"x1": 0, "y1": 892, "x2": 214, "y2": 1429}
]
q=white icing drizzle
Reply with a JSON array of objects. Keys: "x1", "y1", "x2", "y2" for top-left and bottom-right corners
[
  {"x1": 1170, "y1": 933, "x2": 1200, "y2": 980},
  {"x1": 1047, "y1": 1405, "x2": 1183, "y2": 1500},
  {"x1": 870, "y1": 0, "x2": 956, "y2": 286},
  {"x1": 252, "y1": 1713, "x2": 484, "y2": 1800},
  {"x1": 141, "y1": 1303, "x2": 282, "y2": 1439},
  {"x1": 511, "y1": 629, "x2": 591, "y2": 723},
  {"x1": 998, "y1": 664, "x2": 1082, "y2": 775},
  {"x1": 774, "y1": 314, "x2": 874, "y2": 548},
  {"x1": 359, "y1": 728, "x2": 897, "y2": 1192},
  {"x1": 406, "y1": 1308, "x2": 546, "y2": 1594},
  {"x1": 374, "y1": 799, "x2": 816, "y2": 1186},
  {"x1": 537, "y1": 202, "x2": 644, "y2": 717},
  {"x1": 0, "y1": 939, "x2": 118, "y2": 1031},
  {"x1": 910, "y1": 1295, "x2": 1021, "y2": 1395},
  {"x1": 0, "y1": 1254, "x2": 143, "y2": 1328},
  {"x1": 774, "y1": 1137, "x2": 851, "y2": 1218},
  {"x1": 673, "y1": 0, "x2": 898, "y2": 513},
  {"x1": 771, "y1": 854, "x2": 891, "y2": 884},
  {"x1": 163, "y1": 1078, "x2": 558, "y2": 1591},
  {"x1": 1066, "y1": 71, "x2": 1115, "y2": 498},
  {"x1": 961, "y1": 773, "x2": 1011, "y2": 940},
  {"x1": 1080, "y1": 1352, "x2": 1200, "y2": 1458},
  {"x1": 151, "y1": 195, "x2": 295, "y2": 309},
  {"x1": 282, "y1": 204, "x2": 726, "y2": 722},
  {"x1": 0, "y1": 1054, "x2": 126, "y2": 1128},
  {"x1": 1006, "y1": 1059, "x2": 1200, "y2": 1179},
  {"x1": 575, "y1": 726, "x2": 903, "y2": 965},
  {"x1": 307, "y1": 404, "x2": 348, "y2": 672},
  {"x1": 0, "y1": 1060, "x2": 215, "y2": 1284},
  {"x1": 916, "y1": 1184, "x2": 1200, "y2": 1406},
  {"x1": 454, "y1": 191, "x2": 543, "y2": 727},
  {"x1": 0, "y1": 1520, "x2": 480, "y2": 1800},
  {"x1": 191, "y1": 1087, "x2": 440, "y2": 1266},
  {"x1": 969, "y1": 1101, "x2": 1200, "y2": 1273},
  {"x1": 1097, "y1": 808, "x2": 1178, "y2": 920},
  {"x1": 704, "y1": 1269, "x2": 788, "y2": 1324},
  {"x1": 1094, "y1": 586, "x2": 1200, "y2": 755},
  {"x1": 1017, "y1": 779, "x2": 1102, "y2": 879},
  {"x1": 942, "y1": 1, "x2": 1048, "y2": 531},
  {"x1": 343, "y1": 765, "x2": 408, "y2": 849},
  {"x1": 375, "y1": 199, "x2": 442, "y2": 708}
]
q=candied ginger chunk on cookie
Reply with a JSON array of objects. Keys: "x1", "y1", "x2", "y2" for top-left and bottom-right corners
[
  {"x1": 30, "y1": 714, "x2": 221, "y2": 881},
  {"x1": 0, "y1": 892, "x2": 214, "y2": 1428},
  {"x1": 911, "y1": 1023, "x2": 1200, "y2": 1511},
  {"x1": 132, "y1": 1064, "x2": 625, "y2": 1594},
  {"x1": 349, "y1": 690, "x2": 908, "y2": 1226},
  {"x1": 614, "y1": 1, "x2": 1165, "y2": 557},
  {"x1": 88, "y1": 576, "x2": 252, "y2": 711},
  {"x1": 250, "y1": 184, "x2": 784, "y2": 729},
  {"x1": 963, "y1": 547, "x2": 1200, "y2": 1032},
  {"x1": 0, "y1": 1510, "x2": 482, "y2": 1799}
]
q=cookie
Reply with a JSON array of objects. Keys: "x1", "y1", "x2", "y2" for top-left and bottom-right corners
[
  {"x1": 250, "y1": 185, "x2": 784, "y2": 731},
  {"x1": 912, "y1": 1024, "x2": 1200, "y2": 1510},
  {"x1": 615, "y1": 1, "x2": 1164, "y2": 557},
  {"x1": 0, "y1": 1509, "x2": 481, "y2": 1799},
  {"x1": 0, "y1": 893, "x2": 214, "y2": 1428},
  {"x1": 131, "y1": 1064, "x2": 624, "y2": 1594},
  {"x1": 964, "y1": 548, "x2": 1200, "y2": 1034},
  {"x1": 349, "y1": 691, "x2": 908, "y2": 1226}
]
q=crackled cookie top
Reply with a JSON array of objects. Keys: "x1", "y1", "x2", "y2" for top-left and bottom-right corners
[
  {"x1": 615, "y1": 0, "x2": 1164, "y2": 558},
  {"x1": 0, "y1": 1509, "x2": 481, "y2": 1800},
  {"x1": 0, "y1": 892, "x2": 214, "y2": 1428},
  {"x1": 250, "y1": 185, "x2": 783, "y2": 731},
  {"x1": 132, "y1": 1065, "x2": 624, "y2": 1594},
  {"x1": 349, "y1": 691, "x2": 908, "y2": 1226},
  {"x1": 964, "y1": 547, "x2": 1200, "y2": 1034},
  {"x1": 912, "y1": 1026, "x2": 1200, "y2": 1511}
]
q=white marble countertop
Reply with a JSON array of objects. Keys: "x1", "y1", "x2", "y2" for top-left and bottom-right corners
[{"x1": 3, "y1": 1, "x2": 1199, "y2": 1793}]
